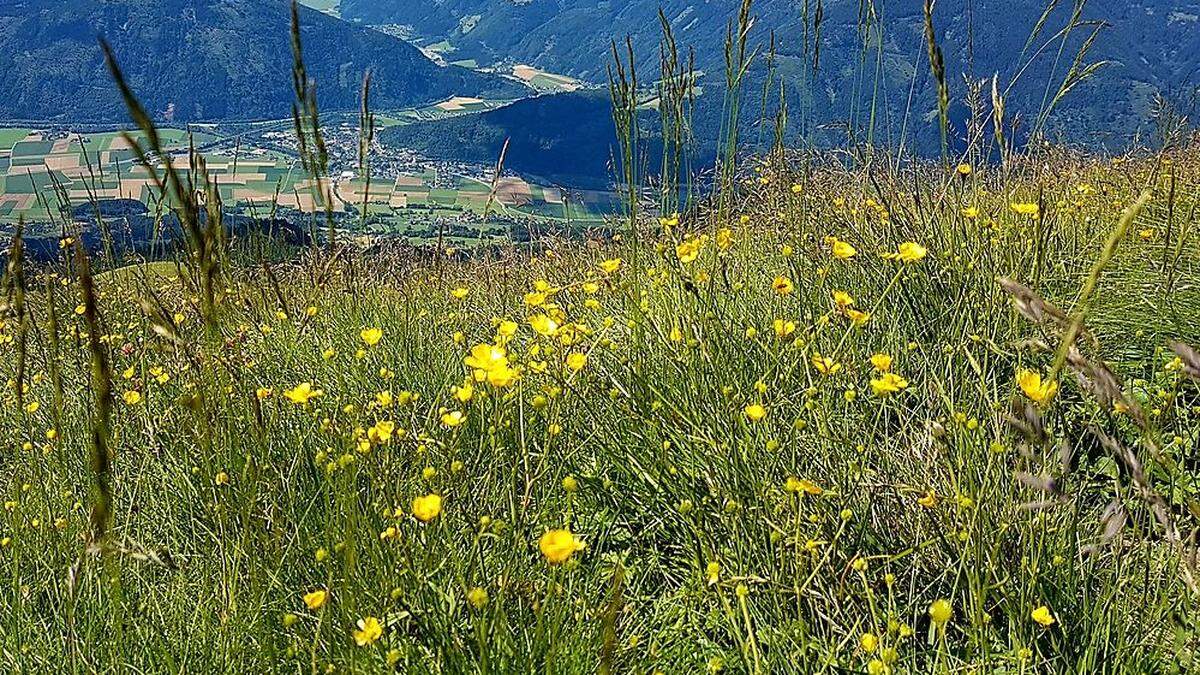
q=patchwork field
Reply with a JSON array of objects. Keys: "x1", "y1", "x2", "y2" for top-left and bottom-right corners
[
  {"x1": 0, "y1": 127, "x2": 620, "y2": 244},
  {"x1": 511, "y1": 65, "x2": 584, "y2": 93},
  {"x1": 341, "y1": 172, "x2": 618, "y2": 242},
  {"x1": 0, "y1": 128, "x2": 306, "y2": 226},
  {"x1": 390, "y1": 96, "x2": 515, "y2": 124}
]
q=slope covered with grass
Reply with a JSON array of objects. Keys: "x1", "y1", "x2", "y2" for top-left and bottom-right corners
[{"x1": 1, "y1": 146, "x2": 1199, "y2": 672}]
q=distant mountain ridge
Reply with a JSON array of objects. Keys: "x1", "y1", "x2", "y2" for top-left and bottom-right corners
[
  {"x1": 0, "y1": 0, "x2": 523, "y2": 123},
  {"x1": 344, "y1": 0, "x2": 1200, "y2": 150}
]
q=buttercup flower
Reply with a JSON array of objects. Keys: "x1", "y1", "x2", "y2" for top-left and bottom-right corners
[
  {"x1": 1017, "y1": 369, "x2": 1058, "y2": 406},
  {"x1": 412, "y1": 494, "x2": 443, "y2": 522},
  {"x1": 539, "y1": 529, "x2": 585, "y2": 564},
  {"x1": 353, "y1": 616, "x2": 383, "y2": 646}
]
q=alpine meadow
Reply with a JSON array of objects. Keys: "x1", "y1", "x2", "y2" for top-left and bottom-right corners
[{"x1": 0, "y1": 0, "x2": 1199, "y2": 673}]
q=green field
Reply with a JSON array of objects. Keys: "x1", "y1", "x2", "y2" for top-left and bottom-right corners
[
  {"x1": 297, "y1": 0, "x2": 340, "y2": 15},
  {"x1": 0, "y1": 127, "x2": 231, "y2": 223},
  {"x1": 0, "y1": 128, "x2": 33, "y2": 149},
  {"x1": 2, "y1": 148, "x2": 1199, "y2": 672},
  {"x1": 0, "y1": 126, "x2": 619, "y2": 243}
]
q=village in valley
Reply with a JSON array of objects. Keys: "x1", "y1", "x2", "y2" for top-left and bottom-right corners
[{"x1": 0, "y1": 81, "x2": 618, "y2": 252}]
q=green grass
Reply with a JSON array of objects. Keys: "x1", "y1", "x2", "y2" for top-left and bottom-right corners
[
  {"x1": 10, "y1": 140, "x2": 54, "y2": 157},
  {"x1": 1, "y1": 150, "x2": 1198, "y2": 672},
  {"x1": 0, "y1": 128, "x2": 33, "y2": 152},
  {"x1": 2, "y1": 4, "x2": 1198, "y2": 671}
]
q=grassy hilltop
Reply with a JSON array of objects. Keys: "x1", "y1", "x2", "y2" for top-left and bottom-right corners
[{"x1": 1, "y1": 144, "x2": 1199, "y2": 672}]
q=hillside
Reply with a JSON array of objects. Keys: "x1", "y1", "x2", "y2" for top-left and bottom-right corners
[
  {"x1": 0, "y1": 0, "x2": 523, "y2": 123},
  {"x1": 381, "y1": 91, "x2": 650, "y2": 189},
  {"x1": 3, "y1": 143, "x2": 1200, "y2": 670},
  {"x1": 344, "y1": 0, "x2": 1200, "y2": 151}
]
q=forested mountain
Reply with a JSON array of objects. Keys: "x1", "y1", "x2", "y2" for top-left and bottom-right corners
[
  {"x1": 382, "y1": 91, "x2": 641, "y2": 189},
  {"x1": 346, "y1": 0, "x2": 1200, "y2": 151},
  {"x1": 0, "y1": 0, "x2": 522, "y2": 123}
]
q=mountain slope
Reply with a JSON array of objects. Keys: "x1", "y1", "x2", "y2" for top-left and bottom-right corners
[
  {"x1": 382, "y1": 91, "x2": 643, "y2": 189},
  {"x1": 0, "y1": 0, "x2": 523, "y2": 123},
  {"x1": 344, "y1": 0, "x2": 1200, "y2": 150}
]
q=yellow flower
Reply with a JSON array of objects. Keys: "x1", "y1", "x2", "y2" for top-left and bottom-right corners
[
  {"x1": 773, "y1": 319, "x2": 796, "y2": 339},
  {"x1": 812, "y1": 353, "x2": 841, "y2": 376},
  {"x1": 1031, "y1": 605, "x2": 1056, "y2": 627},
  {"x1": 870, "y1": 372, "x2": 908, "y2": 396},
  {"x1": 832, "y1": 290, "x2": 855, "y2": 308},
  {"x1": 467, "y1": 587, "x2": 489, "y2": 609},
  {"x1": 772, "y1": 276, "x2": 794, "y2": 296},
  {"x1": 1017, "y1": 369, "x2": 1058, "y2": 406},
  {"x1": 785, "y1": 477, "x2": 823, "y2": 495},
  {"x1": 1010, "y1": 202, "x2": 1040, "y2": 217},
  {"x1": 929, "y1": 599, "x2": 953, "y2": 625},
  {"x1": 123, "y1": 390, "x2": 143, "y2": 405},
  {"x1": 826, "y1": 236, "x2": 857, "y2": 259},
  {"x1": 896, "y1": 242, "x2": 927, "y2": 263},
  {"x1": 214, "y1": 471, "x2": 230, "y2": 486},
  {"x1": 368, "y1": 420, "x2": 396, "y2": 444},
  {"x1": 284, "y1": 382, "x2": 323, "y2": 405},
  {"x1": 303, "y1": 589, "x2": 328, "y2": 610},
  {"x1": 465, "y1": 343, "x2": 508, "y2": 372},
  {"x1": 524, "y1": 291, "x2": 547, "y2": 307},
  {"x1": 411, "y1": 494, "x2": 443, "y2": 522},
  {"x1": 955, "y1": 163, "x2": 972, "y2": 176},
  {"x1": 565, "y1": 352, "x2": 587, "y2": 372},
  {"x1": 676, "y1": 237, "x2": 703, "y2": 264},
  {"x1": 539, "y1": 529, "x2": 584, "y2": 564},
  {"x1": 860, "y1": 632, "x2": 879, "y2": 653},
  {"x1": 528, "y1": 314, "x2": 560, "y2": 337},
  {"x1": 706, "y1": 561, "x2": 721, "y2": 585},
  {"x1": 599, "y1": 258, "x2": 622, "y2": 274},
  {"x1": 845, "y1": 309, "x2": 871, "y2": 327},
  {"x1": 441, "y1": 411, "x2": 466, "y2": 428},
  {"x1": 917, "y1": 490, "x2": 938, "y2": 508},
  {"x1": 870, "y1": 353, "x2": 893, "y2": 372},
  {"x1": 485, "y1": 363, "x2": 519, "y2": 388},
  {"x1": 450, "y1": 287, "x2": 470, "y2": 300},
  {"x1": 715, "y1": 228, "x2": 733, "y2": 251},
  {"x1": 962, "y1": 206, "x2": 980, "y2": 218},
  {"x1": 360, "y1": 327, "x2": 383, "y2": 347},
  {"x1": 744, "y1": 403, "x2": 767, "y2": 422},
  {"x1": 352, "y1": 616, "x2": 383, "y2": 646}
]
